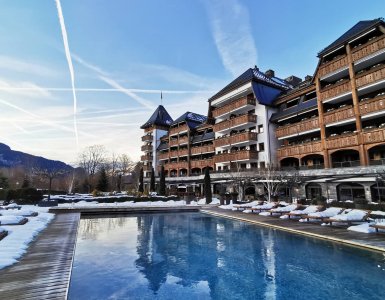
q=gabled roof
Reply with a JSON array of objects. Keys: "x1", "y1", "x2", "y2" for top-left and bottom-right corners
[
  {"x1": 140, "y1": 105, "x2": 173, "y2": 129},
  {"x1": 171, "y1": 111, "x2": 207, "y2": 129},
  {"x1": 209, "y1": 66, "x2": 291, "y2": 102},
  {"x1": 318, "y1": 18, "x2": 384, "y2": 57}
]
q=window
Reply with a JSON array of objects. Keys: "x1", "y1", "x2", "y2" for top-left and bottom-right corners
[
  {"x1": 258, "y1": 124, "x2": 264, "y2": 133},
  {"x1": 259, "y1": 142, "x2": 265, "y2": 151}
]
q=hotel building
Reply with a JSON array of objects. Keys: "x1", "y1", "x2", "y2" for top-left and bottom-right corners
[{"x1": 140, "y1": 19, "x2": 385, "y2": 203}]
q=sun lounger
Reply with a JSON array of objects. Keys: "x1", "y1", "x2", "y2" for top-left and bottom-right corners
[
  {"x1": 0, "y1": 228, "x2": 8, "y2": 241},
  {"x1": 0, "y1": 210, "x2": 38, "y2": 217},
  {"x1": 233, "y1": 201, "x2": 261, "y2": 211},
  {"x1": 250, "y1": 202, "x2": 278, "y2": 213},
  {"x1": 370, "y1": 223, "x2": 385, "y2": 233},
  {"x1": 2, "y1": 203, "x2": 22, "y2": 210},
  {"x1": 284, "y1": 205, "x2": 321, "y2": 219},
  {"x1": 300, "y1": 207, "x2": 345, "y2": 222},
  {"x1": 265, "y1": 204, "x2": 300, "y2": 216},
  {"x1": 0, "y1": 216, "x2": 29, "y2": 225},
  {"x1": 323, "y1": 209, "x2": 371, "y2": 226}
]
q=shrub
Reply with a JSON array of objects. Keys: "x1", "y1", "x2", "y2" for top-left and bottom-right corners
[
  {"x1": 92, "y1": 189, "x2": 102, "y2": 197},
  {"x1": 329, "y1": 201, "x2": 355, "y2": 209},
  {"x1": 6, "y1": 188, "x2": 43, "y2": 205}
]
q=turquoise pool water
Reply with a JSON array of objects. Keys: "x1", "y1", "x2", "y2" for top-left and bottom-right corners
[{"x1": 68, "y1": 213, "x2": 385, "y2": 300}]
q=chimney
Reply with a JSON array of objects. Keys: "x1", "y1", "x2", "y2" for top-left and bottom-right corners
[
  {"x1": 265, "y1": 69, "x2": 275, "y2": 78},
  {"x1": 284, "y1": 75, "x2": 302, "y2": 86}
]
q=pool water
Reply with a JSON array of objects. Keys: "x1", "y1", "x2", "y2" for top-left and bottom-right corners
[{"x1": 68, "y1": 213, "x2": 385, "y2": 300}]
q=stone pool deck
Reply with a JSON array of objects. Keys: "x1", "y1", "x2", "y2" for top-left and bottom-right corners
[{"x1": 202, "y1": 207, "x2": 385, "y2": 252}]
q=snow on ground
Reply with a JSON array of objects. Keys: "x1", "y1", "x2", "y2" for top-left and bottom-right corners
[
  {"x1": 0, "y1": 205, "x2": 54, "y2": 269},
  {"x1": 197, "y1": 198, "x2": 220, "y2": 205},
  {"x1": 0, "y1": 216, "x2": 26, "y2": 225},
  {"x1": 348, "y1": 223, "x2": 377, "y2": 233},
  {"x1": 218, "y1": 202, "x2": 234, "y2": 210}
]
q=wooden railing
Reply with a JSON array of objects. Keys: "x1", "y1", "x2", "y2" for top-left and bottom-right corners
[
  {"x1": 326, "y1": 133, "x2": 359, "y2": 149},
  {"x1": 213, "y1": 114, "x2": 257, "y2": 132},
  {"x1": 214, "y1": 132, "x2": 257, "y2": 147},
  {"x1": 164, "y1": 161, "x2": 189, "y2": 169},
  {"x1": 276, "y1": 118, "x2": 319, "y2": 138},
  {"x1": 355, "y1": 64, "x2": 385, "y2": 89},
  {"x1": 362, "y1": 128, "x2": 385, "y2": 144},
  {"x1": 323, "y1": 105, "x2": 355, "y2": 124},
  {"x1": 140, "y1": 154, "x2": 152, "y2": 161},
  {"x1": 214, "y1": 150, "x2": 258, "y2": 163},
  {"x1": 179, "y1": 136, "x2": 189, "y2": 144},
  {"x1": 319, "y1": 80, "x2": 351, "y2": 101},
  {"x1": 158, "y1": 152, "x2": 169, "y2": 160},
  {"x1": 141, "y1": 144, "x2": 152, "y2": 152},
  {"x1": 191, "y1": 145, "x2": 215, "y2": 155},
  {"x1": 141, "y1": 135, "x2": 153, "y2": 142},
  {"x1": 359, "y1": 94, "x2": 385, "y2": 115},
  {"x1": 277, "y1": 141, "x2": 322, "y2": 158},
  {"x1": 352, "y1": 36, "x2": 385, "y2": 62},
  {"x1": 190, "y1": 159, "x2": 214, "y2": 169},
  {"x1": 318, "y1": 55, "x2": 348, "y2": 78},
  {"x1": 143, "y1": 165, "x2": 152, "y2": 171},
  {"x1": 169, "y1": 123, "x2": 189, "y2": 136},
  {"x1": 212, "y1": 97, "x2": 256, "y2": 118}
]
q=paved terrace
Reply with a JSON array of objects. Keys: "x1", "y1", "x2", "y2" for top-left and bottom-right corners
[{"x1": 202, "y1": 207, "x2": 385, "y2": 253}]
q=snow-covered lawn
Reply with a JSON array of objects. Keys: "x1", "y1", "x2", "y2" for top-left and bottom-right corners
[{"x1": 0, "y1": 205, "x2": 54, "y2": 269}]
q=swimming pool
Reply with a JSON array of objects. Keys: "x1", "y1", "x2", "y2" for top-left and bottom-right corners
[{"x1": 68, "y1": 213, "x2": 385, "y2": 299}]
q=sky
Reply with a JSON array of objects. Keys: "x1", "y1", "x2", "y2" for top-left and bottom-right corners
[{"x1": 0, "y1": 0, "x2": 384, "y2": 165}]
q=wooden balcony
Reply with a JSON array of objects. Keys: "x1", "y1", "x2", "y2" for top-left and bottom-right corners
[
  {"x1": 319, "y1": 80, "x2": 351, "y2": 101},
  {"x1": 326, "y1": 133, "x2": 359, "y2": 150},
  {"x1": 212, "y1": 97, "x2": 256, "y2": 118},
  {"x1": 323, "y1": 105, "x2": 355, "y2": 124},
  {"x1": 359, "y1": 94, "x2": 385, "y2": 115},
  {"x1": 352, "y1": 36, "x2": 385, "y2": 62},
  {"x1": 191, "y1": 145, "x2": 215, "y2": 155},
  {"x1": 276, "y1": 117, "x2": 319, "y2": 138},
  {"x1": 140, "y1": 154, "x2": 153, "y2": 161},
  {"x1": 190, "y1": 159, "x2": 214, "y2": 169},
  {"x1": 169, "y1": 123, "x2": 188, "y2": 136},
  {"x1": 169, "y1": 139, "x2": 179, "y2": 147},
  {"x1": 213, "y1": 114, "x2": 257, "y2": 132},
  {"x1": 143, "y1": 165, "x2": 152, "y2": 172},
  {"x1": 179, "y1": 136, "x2": 189, "y2": 144},
  {"x1": 318, "y1": 55, "x2": 348, "y2": 78},
  {"x1": 141, "y1": 144, "x2": 152, "y2": 152},
  {"x1": 214, "y1": 132, "x2": 258, "y2": 147},
  {"x1": 141, "y1": 135, "x2": 153, "y2": 142},
  {"x1": 277, "y1": 141, "x2": 322, "y2": 158},
  {"x1": 158, "y1": 152, "x2": 169, "y2": 160},
  {"x1": 165, "y1": 161, "x2": 189, "y2": 170},
  {"x1": 362, "y1": 128, "x2": 385, "y2": 144},
  {"x1": 214, "y1": 150, "x2": 258, "y2": 163},
  {"x1": 355, "y1": 64, "x2": 385, "y2": 89}
]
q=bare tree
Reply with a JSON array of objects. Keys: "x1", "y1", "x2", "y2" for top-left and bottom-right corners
[
  {"x1": 33, "y1": 167, "x2": 68, "y2": 200},
  {"x1": 256, "y1": 164, "x2": 284, "y2": 203},
  {"x1": 78, "y1": 145, "x2": 107, "y2": 192}
]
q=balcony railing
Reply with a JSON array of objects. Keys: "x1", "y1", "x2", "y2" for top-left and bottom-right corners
[
  {"x1": 169, "y1": 123, "x2": 188, "y2": 136},
  {"x1": 362, "y1": 128, "x2": 385, "y2": 144},
  {"x1": 276, "y1": 117, "x2": 319, "y2": 138},
  {"x1": 190, "y1": 159, "x2": 214, "y2": 169},
  {"x1": 318, "y1": 55, "x2": 348, "y2": 78},
  {"x1": 331, "y1": 160, "x2": 361, "y2": 168},
  {"x1": 212, "y1": 97, "x2": 256, "y2": 118},
  {"x1": 143, "y1": 165, "x2": 152, "y2": 171},
  {"x1": 158, "y1": 152, "x2": 169, "y2": 160},
  {"x1": 213, "y1": 114, "x2": 257, "y2": 132},
  {"x1": 359, "y1": 94, "x2": 385, "y2": 115},
  {"x1": 191, "y1": 145, "x2": 215, "y2": 155},
  {"x1": 179, "y1": 136, "x2": 189, "y2": 144},
  {"x1": 141, "y1": 135, "x2": 153, "y2": 142},
  {"x1": 319, "y1": 80, "x2": 351, "y2": 101},
  {"x1": 323, "y1": 105, "x2": 355, "y2": 124},
  {"x1": 214, "y1": 150, "x2": 258, "y2": 163},
  {"x1": 214, "y1": 132, "x2": 258, "y2": 147},
  {"x1": 355, "y1": 64, "x2": 385, "y2": 89},
  {"x1": 140, "y1": 154, "x2": 153, "y2": 161},
  {"x1": 326, "y1": 133, "x2": 359, "y2": 149},
  {"x1": 164, "y1": 161, "x2": 189, "y2": 169},
  {"x1": 277, "y1": 141, "x2": 322, "y2": 158},
  {"x1": 169, "y1": 139, "x2": 179, "y2": 147},
  {"x1": 369, "y1": 159, "x2": 385, "y2": 166},
  {"x1": 141, "y1": 144, "x2": 152, "y2": 152},
  {"x1": 352, "y1": 36, "x2": 385, "y2": 62}
]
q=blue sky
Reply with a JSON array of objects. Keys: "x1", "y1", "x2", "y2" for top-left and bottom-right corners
[{"x1": 0, "y1": 0, "x2": 384, "y2": 164}]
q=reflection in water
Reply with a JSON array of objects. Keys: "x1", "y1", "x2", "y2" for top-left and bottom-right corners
[{"x1": 69, "y1": 213, "x2": 385, "y2": 300}]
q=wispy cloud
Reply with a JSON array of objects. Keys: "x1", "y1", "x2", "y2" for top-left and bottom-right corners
[
  {"x1": 0, "y1": 55, "x2": 58, "y2": 77},
  {"x1": 203, "y1": 0, "x2": 257, "y2": 77},
  {"x1": 55, "y1": 0, "x2": 79, "y2": 149},
  {"x1": 0, "y1": 78, "x2": 52, "y2": 98}
]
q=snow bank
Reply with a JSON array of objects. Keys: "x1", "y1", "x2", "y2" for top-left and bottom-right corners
[
  {"x1": 0, "y1": 206, "x2": 54, "y2": 269},
  {"x1": 197, "y1": 198, "x2": 220, "y2": 205},
  {"x1": 218, "y1": 203, "x2": 234, "y2": 210},
  {"x1": 0, "y1": 210, "x2": 37, "y2": 217},
  {"x1": 0, "y1": 216, "x2": 26, "y2": 225}
]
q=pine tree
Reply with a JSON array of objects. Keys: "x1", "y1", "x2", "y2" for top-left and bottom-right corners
[
  {"x1": 138, "y1": 168, "x2": 144, "y2": 193},
  {"x1": 0, "y1": 173, "x2": 9, "y2": 189},
  {"x1": 21, "y1": 177, "x2": 30, "y2": 188},
  {"x1": 96, "y1": 167, "x2": 109, "y2": 192},
  {"x1": 150, "y1": 167, "x2": 155, "y2": 192},
  {"x1": 159, "y1": 165, "x2": 166, "y2": 196},
  {"x1": 204, "y1": 168, "x2": 212, "y2": 204}
]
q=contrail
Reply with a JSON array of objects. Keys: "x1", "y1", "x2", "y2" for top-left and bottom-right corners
[{"x1": 54, "y1": 0, "x2": 79, "y2": 150}]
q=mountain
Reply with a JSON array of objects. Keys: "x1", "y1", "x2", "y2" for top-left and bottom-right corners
[{"x1": 0, "y1": 143, "x2": 73, "y2": 171}]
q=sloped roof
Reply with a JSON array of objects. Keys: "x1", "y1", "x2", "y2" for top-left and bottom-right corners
[
  {"x1": 171, "y1": 111, "x2": 207, "y2": 129},
  {"x1": 191, "y1": 131, "x2": 215, "y2": 144},
  {"x1": 270, "y1": 98, "x2": 318, "y2": 122},
  {"x1": 209, "y1": 66, "x2": 291, "y2": 102},
  {"x1": 318, "y1": 18, "x2": 384, "y2": 56},
  {"x1": 140, "y1": 105, "x2": 173, "y2": 129}
]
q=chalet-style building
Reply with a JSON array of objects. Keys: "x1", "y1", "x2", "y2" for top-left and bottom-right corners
[{"x1": 140, "y1": 18, "x2": 385, "y2": 203}]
